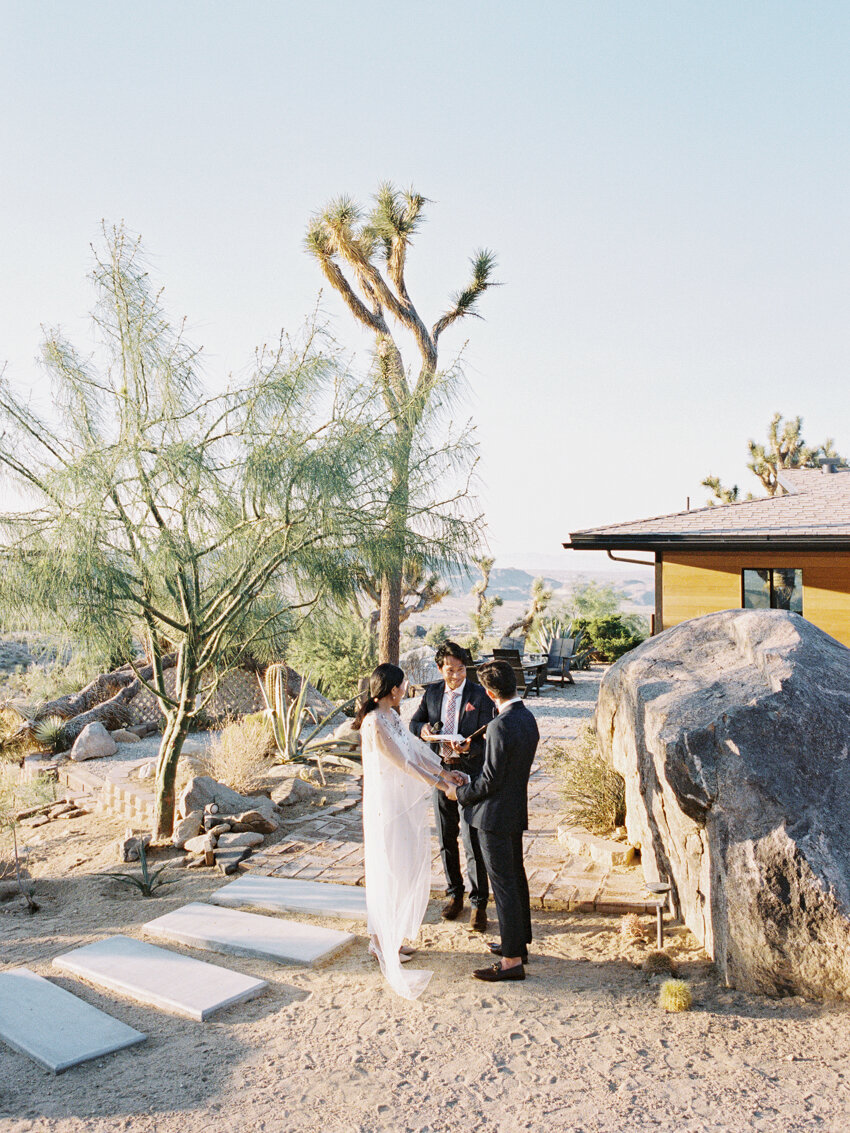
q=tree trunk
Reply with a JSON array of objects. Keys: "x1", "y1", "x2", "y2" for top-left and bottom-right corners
[
  {"x1": 153, "y1": 645, "x2": 200, "y2": 839},
  {"x1": 378, "y1": 570, "x2": 402, "y2": 665}
]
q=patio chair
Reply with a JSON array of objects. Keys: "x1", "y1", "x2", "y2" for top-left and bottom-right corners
[
  {"x1": 493, "y1": 647, "x2": 542, "y2": 698},
  {"x1": 545, "y1": 638, "x2": 576, "y2": 685}
]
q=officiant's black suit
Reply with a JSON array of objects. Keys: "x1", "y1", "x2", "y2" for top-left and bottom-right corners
[
  {"x1": 409, "y1": 679, "x2": 495, "y2": 908},
  {"x1": 456, "y1": 701, "x2": 539, "y2": 958}
]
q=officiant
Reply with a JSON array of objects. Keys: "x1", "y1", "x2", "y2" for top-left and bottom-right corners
[{"x1": 409, "y1": 640, "x2": 495, "y2": 931}]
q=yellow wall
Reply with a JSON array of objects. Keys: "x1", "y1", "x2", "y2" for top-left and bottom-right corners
[{"x1": 661, "y1": 552, "x2": 850, "y2": 647}]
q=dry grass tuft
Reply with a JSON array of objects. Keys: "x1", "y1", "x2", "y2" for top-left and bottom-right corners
[
  {"x1": 620, "y1": 913, "x2": 646, "y2": 941},
  {"x1": 547, "y1": 725, "x2": 626, "y2": 834},
  {"x1": 206, "y1": 715, "x2": 274, "y2": 796}
]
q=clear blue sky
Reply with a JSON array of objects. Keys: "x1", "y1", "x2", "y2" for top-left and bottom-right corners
[{"x1": 2, "y1": 1, "x2": 849, "y2": 571}]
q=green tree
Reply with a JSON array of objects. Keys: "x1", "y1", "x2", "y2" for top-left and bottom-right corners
[
  {"x1": 0, "y1": 225, "x2": 380, "y2": 838},
  {"x1": 287, "y1": 609, "x2": 377, "y2": 701},
  {"x1": 562, "y1": 579, "x2": 625, "y2": 621},
  {"x1": 702, "y1": 412, "x2": 845, "y2": 505},
  {"x1": 306, "y1": 183, "x2": 496, "y2": 665}
]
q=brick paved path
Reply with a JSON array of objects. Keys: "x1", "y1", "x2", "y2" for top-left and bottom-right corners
[{"x1": 247, "y1": 669, "x2": 654, "y2": 914}]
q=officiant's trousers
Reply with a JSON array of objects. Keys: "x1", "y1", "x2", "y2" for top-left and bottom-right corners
[
  {"x1": 433, "y1": 789, "x2": 489, "y2": 908},
  {"x1": 477, "y1": 828, "x2": 532, "y2": 958}
]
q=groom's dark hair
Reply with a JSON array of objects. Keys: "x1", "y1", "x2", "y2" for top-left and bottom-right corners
[
  {"x1": 477, "y1": 659, "x2": 517, "y2": 700},
  {"x1": 435, "y1": 640, "x2": 471, "y2": 667}
]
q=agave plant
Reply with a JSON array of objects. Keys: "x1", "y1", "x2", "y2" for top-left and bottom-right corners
[
  {"x1": 104, "y1": 839, "x2": 176, "y2": 898},
  {"x1": 259, "y1": 665, "x2": 361, "y2": 784}
]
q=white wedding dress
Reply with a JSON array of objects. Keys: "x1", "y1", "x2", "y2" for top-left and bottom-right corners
[{"x1": 360, "y1": 707, "x2": 445, "y2": 1000}]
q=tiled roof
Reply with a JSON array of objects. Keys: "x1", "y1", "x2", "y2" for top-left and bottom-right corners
[{"x1": 567, "y1": 469, "x2": 850, "y2": 549}]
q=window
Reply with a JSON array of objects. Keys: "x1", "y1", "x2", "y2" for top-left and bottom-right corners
[{"x1": 742, "y1": 568, "x2": 803, "y2": 614}]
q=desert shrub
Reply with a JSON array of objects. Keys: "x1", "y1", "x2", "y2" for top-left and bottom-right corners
[
  {"x1": 206, "y1": 715, "x2": 275, "y2": 796},
  {"x1": 288, "y1": 611, "x2": 377, "y2": 701},
  {"x1": 32, "y1": 716, "x2": 68, "y2": 754},
  {"x1": 424, "y1": 623, "x2": 450, "y2": 648},
  {"x1": 570, "y1": 615, "x2": 648, "y2": 662},
  {"x1": 548, "y1": 725, "x2": 625, "y2": 834}
]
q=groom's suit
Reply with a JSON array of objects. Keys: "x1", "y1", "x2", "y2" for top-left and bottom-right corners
[
  {"x1": 410, "y1": 679, "x2": 495, "y2": 908},
  {"x1": 456, "y1": 700, "x2": 539, "y2": 958}
]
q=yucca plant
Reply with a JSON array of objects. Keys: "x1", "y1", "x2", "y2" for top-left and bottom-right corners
[
  {"x1": 32, "y1": 715, "x2": 68, "y2": 754},
  {"x1": 104, "y1": 839, "x2": 176, "y2": 898}
]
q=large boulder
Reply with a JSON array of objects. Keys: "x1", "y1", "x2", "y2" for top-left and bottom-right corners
[
  {"x1": 596, "y1": 608, "x2": 850, "y2": 1000},
  {"x1": 70, "y1": 722, "x2": 118, "y2": 761},
  {"x1": 176, "y1": 775, "x2": 279, "y2": 828}
]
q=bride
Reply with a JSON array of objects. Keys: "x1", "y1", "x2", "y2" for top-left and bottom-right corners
[{"x1": 355, "y1": 663, "x2": 466, "y2": 999}]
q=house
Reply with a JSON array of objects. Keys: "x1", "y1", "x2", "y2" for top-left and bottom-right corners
[{"x1": 564, "y1": 464, "x2": 850, "y2": 647}]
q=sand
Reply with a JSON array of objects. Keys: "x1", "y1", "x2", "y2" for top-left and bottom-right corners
[{"x1": 2, "y1": 806, "x2": 850, "y2": 1133}]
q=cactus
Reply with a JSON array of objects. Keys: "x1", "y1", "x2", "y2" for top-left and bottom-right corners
[
  {"x1": 642, "y1": 950, "x2": 676, "y2": 975},
  {"x1": 620, "y1": 913, "x2": 646, "y2": 941},
  {"x1": 659, "y1": 979, "x2": 692, "y2": 1012}
]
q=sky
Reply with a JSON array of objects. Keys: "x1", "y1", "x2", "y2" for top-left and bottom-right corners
[{"x1": 2, "y1": 1, "x2": 849, "y2": 576}]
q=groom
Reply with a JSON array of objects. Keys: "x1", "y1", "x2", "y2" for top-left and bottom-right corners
[
  {"x1": 409, "y1": 640, "x2": 495, "y2": 931},
  {"x1": 451, "y1": 658, "x2": 539, "y2": 982}
]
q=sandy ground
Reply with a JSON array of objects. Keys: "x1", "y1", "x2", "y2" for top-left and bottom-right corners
[{"x1": 3, "y1": 805, "x2": 850, "y2": 1133}]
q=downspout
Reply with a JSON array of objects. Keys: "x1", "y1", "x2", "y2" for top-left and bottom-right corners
[{"x1": 604, "y1": 550, "x2": 662, "y2": 636}]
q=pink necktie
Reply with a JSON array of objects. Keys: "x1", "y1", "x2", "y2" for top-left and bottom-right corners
[{"x1": 441, "y1": 690, "x2": 458, "y2": 760}]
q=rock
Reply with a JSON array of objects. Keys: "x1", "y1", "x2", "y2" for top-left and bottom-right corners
[
  {"x1": 118, "y1": 831, "x2": 150, "y2": 862},
  {"x1": 19, "y1": 815, "x2": 50, "y2": 828},
  {"x1": 171, "y1": 809, "x2": 204, "y2": 849},
  {"x1": 49, "y1": 803, "x2": 76, "y2": 818},
  {"x1": 330, "y1": 717, "x2": 361, "y2": 750},
  {"x1": 70, "y1": 722, "x2": 118, "y2": 761},
  {"x1": 214, "y1": 846, "x2": 252, "y2": 874},
  {"x1": 275, "y1": 777, "x2": 319, "y2": 808},
  {"x1": 58, "y1": 808, "x2": 89, "y2": 819},
  {"x1": 597, "y1": 608, "x2": 850, "y2": 1001},
  {"x1": 206, "y1": 823, "x2": 232, "y2": 837},
  {"x1": 133, "y1": 760, "x2": 156, "y2": 781},
  {"x1": 0, "y1": 880, "x2": 26, "y2": 903},
  {"x1": 111, "y1": 729, "x2": 141, "y2": 744},
  {"x1": 179, "y1": 740, "x2": 204, "y2": 756},
  {"x1": 216, "y1": 831, "x2": 264, "y2": 848},
  {"x1": 203, "y1": 814, "x2": 231, "y2": 832},
  {"x1": 177, "y1": 775, "x2": 278, "y2": 826},
  {"x1": 229, "y1": 809, "x2": 278, "y2": 835},
  {"x1": 183, "y1": 833, "x2": 217, "y2": 855}
]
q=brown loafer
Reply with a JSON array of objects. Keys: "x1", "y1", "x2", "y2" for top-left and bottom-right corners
[
  {"x1": 472, "y1": 962, "x2": 526, "y2": 982},
  {"x1": 470, "y1": 907, "x2": 488, "y2": 933},
  {"x1": 441, "y1": 896, "x2": 464, "y2": 920}
]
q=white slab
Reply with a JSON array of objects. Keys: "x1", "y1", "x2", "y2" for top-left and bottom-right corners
[
  {"x1": 52, "y1": 935, "x2": 268, "y2": 1021},
  {"x1": 143, "y1": 902, "x2": 355, "y2": 966},
  {"x1": 0, "y1": 967, "x2": 146, "y2": 1073},
  {"x1": 209, "y1": 876, "x2": 369, "y2": 921}
]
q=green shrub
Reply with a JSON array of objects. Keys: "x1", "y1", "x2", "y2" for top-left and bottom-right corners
[
  {"x1": 571, "y1": 614, "x2": 647, "y2": 662},
  {"x1": 424, "y1": 623, "x2": 450, "y2": 648},
  {"x1": 548, "y1": 725, "x2": 625, "y2": 834},
  {"x1": 288, "y1": 611, "x2": 377, "y2": 702}
]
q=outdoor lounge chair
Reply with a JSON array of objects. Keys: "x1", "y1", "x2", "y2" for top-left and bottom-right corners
[
  {"x1": 545, "y1": 637, "x2": 576, "y2": 685},
  {"x1": 493, "y1": 647, "x2": 543, "y2": 698}
]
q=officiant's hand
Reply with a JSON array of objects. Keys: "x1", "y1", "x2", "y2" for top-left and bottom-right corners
[
  {"x1": 449, "y1": 738, "x2": 471, "y2": 755},
  {"x1": 420, "y1": 724, "x2": 438, "y2": 743}
]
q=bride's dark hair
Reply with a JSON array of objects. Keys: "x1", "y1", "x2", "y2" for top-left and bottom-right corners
[{"x1": 353, "y1": 663, "x2": 406, "y2": 729}]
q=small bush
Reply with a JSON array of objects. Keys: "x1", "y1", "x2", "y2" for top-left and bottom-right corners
[
  {"x1": 206, "y1": 715, "x2": 274, "y2": 796},
  {"x1": 571, "y1": 615, "x2": 648, "y2": 662},
  {"x1": 32, "y1": 716, "x2": 68, "y2": 754},
  {"x1": 549, "y1": 725, "x2": 625, "y2": 834},
  {"x1": 424, "y1": 623, "x2": 450, "y2": 648}
]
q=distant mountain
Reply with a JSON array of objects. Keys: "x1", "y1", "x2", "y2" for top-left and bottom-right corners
[{"x1": 446, "y1": 565, "x2": 653, "y2": 607}]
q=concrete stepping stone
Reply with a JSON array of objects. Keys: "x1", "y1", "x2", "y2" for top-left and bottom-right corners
[
  {"x1": 0, "y1": 967, "x2": 146, "y2": 1073},
  {"x1": 52, "y1": 935, "x2": 267, "y2": 1021},
  {"x1": 143, "y1": 902, "x2": 355, "y2": 966},
  {"x1": 209, "y1": 876, "x2": 368, "y2": 920}
]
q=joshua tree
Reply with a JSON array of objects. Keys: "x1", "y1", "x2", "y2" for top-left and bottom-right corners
[
  {"x1": 353, "y1": 558, "x2": 450, "y2": 638},
  {"x1": 306, "y1": 183, "x2": 496, "y2": 664},
  {"x1": 468, "y1": 556, "x2": 503, "y2": 644},
  {"x1": 503, "y1": 577, "x2": 552, "y2": 640},
  {"x1": 703, "y1": 413, "x2": 845, "y2": 505},
  {"x1": 0, "y1": 225, "x2": 381, "y2": 838}
]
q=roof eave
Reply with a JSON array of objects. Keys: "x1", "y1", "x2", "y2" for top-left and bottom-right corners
[{"x1": 564, "y1": 535, "x2": 850, "y2": 553}]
